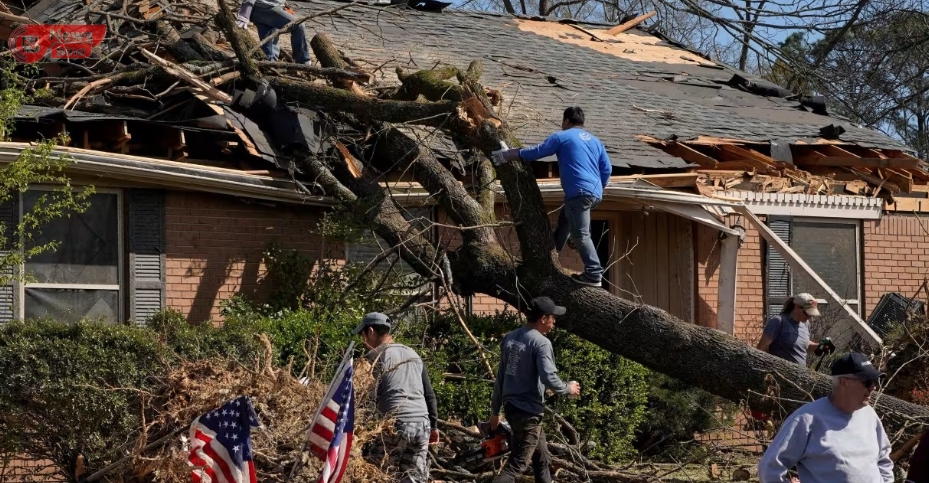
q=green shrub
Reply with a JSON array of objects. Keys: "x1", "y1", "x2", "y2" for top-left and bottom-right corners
[{"x1": 0, "y1": 320, "x2": 167, "y2": 479}]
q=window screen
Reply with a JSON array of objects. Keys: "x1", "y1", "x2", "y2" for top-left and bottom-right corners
[
  {"x1": 23, "y1": 191, "x2": 121, "y2": 323},
  {"x1": 791, "y1": 221, "x2": 859, "y2": 302}
]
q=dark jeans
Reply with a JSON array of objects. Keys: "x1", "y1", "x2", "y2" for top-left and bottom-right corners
[
  {"x1": 553, "y1": 193, "x2": 603, "y2": 282},
  {"x1": 251, "y1": 4, "x2": 311, "y2": 64},
  {"x1": 492, "y1": 404, "x2": 552, "y2": 483}
]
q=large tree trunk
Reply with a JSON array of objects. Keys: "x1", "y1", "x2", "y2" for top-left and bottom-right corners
[{"x1": 221, "y1": 26, "x2": 929, "y2": 445}]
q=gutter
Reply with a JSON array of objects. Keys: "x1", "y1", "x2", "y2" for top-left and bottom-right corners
[{"x1": 0, "y1": 143, "x2": 332, "y2": 206}]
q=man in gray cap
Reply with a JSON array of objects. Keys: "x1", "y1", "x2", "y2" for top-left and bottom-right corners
[
  {"x1": 353, "y1": 312, "x2": 438, "y2": 483},
  {"x1": 489, "y1": 297, "x2": 580, "y2": 483},
  {"x1": 758, "y1": 352, "x2": 893, "y2": 483}
]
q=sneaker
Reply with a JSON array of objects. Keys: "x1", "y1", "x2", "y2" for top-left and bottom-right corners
[{"x1": 571, "y1": 273, "x2": 601, "y2": 287}]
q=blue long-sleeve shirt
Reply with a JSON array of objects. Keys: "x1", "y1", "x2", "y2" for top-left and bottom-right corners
[
  {"x1": 518, "y1": 127, "x2": 612, "y2": 199},
  {"x1": 758, "y1": 397, "x2": 893, "y2": 483},
  {"x1": 491, "y1": 326, "x2": 568, "y2": 416}
]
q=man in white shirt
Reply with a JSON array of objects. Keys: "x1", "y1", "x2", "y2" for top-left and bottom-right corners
[{"x1": 758, "y1": 352, "x2": 893, "y2": 483}]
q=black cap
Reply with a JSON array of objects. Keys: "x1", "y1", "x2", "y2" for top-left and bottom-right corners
[
  {"x1": 831, "y1": 352, "x2": 884, "y2": 381},
  {"x1": 528, "y1": 297, "x2": 566, "y2": 319},
  {"x1": 352, "y1": 312, "x2": 392, "y2": 334}
]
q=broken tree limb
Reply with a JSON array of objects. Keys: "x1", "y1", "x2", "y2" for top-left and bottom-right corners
[
  {"x1": 139, "y1": 49, "x2": 233, "y2": 104},
  {"x1": 268, "y1": 77, "x2": 455, "y2": 125},
  {"x1": 308, "y1": 33, "x2": 368, "y2": 95},
  {"x1": 257, "y1": 61, "x2": 370, "y2": 83},
  {"x1": 154, "y1": 20, "x2": 204, "y2": 63}
]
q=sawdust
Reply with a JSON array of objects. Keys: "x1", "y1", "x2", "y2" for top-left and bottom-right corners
[{"x1": 513, "y1": 19, "x2": 717, "y2": 67}]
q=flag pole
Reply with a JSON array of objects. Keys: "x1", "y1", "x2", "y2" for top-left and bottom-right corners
[{"x1": 286, "y1": 341, "x2": 355, "y2": 481}]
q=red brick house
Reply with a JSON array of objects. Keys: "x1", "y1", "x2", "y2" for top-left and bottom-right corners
[{"x1": 4, "y1": 0, "x2": 928, "y2": 356}]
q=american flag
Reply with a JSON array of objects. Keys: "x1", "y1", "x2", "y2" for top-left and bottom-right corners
[
  {"x1": 307, "y1": 352, "x2": 355, "y2": 483},
  {"x1": 188, "y1": 396, "x2": 261, "y2": 483}
]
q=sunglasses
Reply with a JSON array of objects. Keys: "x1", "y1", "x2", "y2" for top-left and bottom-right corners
[{"x1": 843, "y1": 377, "x2": 878, "y2": 389}]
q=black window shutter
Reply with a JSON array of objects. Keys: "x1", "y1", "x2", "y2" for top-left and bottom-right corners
[
  {"x1": 765, "y1": 216, "x2": 792, "y2": 319},
  {"x1": 127, "y1": 189, "x2": 165, "y2": 325},
  {"x1": 0, "y1": 198, "x2": 15, "y2": 323}
]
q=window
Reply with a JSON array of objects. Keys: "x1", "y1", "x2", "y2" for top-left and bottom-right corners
[
  {"x1": 765, "y1": 217, "x2": 862, "y2": 337},
  {"x1": 20, "y1": 189, "x2": 123, "y2": 323}
]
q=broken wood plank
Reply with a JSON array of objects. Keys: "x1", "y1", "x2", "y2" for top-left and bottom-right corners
[
  {"x1": 140, "y1": 48, "x2": 232, "y2": 104},
  {"x1": 843, "y1": 167, "x2": 900, "y2": 193},
  {"x1": 797, "y1": 156, "x2": 923, "y2": 169},
  {"x1": 844, "y1": 180, "x2": 868, "y2": 195},
  {"x1": 882, "y1": 168, "x2": 914, "y2": 193},
  {"x1": 605, "y1": 11, "x2": 656, "y2": 35},
  {"x1": 565, "y1": 23, "x2": 606, "y2": 42},
  {"x1": 718, "y1": 144, "x2": 778, "y2": 167},
  {"x1": 664, "y1": 142, "x2": 719, "y2": 168},
  {"x1": 886, "y1": 197, "x2": 929, "y2": 212},
  {"x1": 612, "y1": 173, "x2": 700, "y2": 188}
]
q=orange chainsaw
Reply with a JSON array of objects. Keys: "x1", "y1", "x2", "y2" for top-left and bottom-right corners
[{"x1": 460, "y1": 420, "x2": 513, "y2": 467}]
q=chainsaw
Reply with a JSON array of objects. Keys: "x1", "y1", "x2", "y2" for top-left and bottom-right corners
[{"x1": 459, "y1": 420, "x2": 513, "y2": 468}]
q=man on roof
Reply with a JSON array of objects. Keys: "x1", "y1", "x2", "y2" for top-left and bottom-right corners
[
  {"x1": 236, "y1": 0, "x2": 312, "y2": 65},
  {"x1": 491, "y1": 107, "x2": 613, "y2": 287}
]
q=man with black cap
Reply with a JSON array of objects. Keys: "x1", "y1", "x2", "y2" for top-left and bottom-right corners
[
  {"x1": 489, "y1": 297, "x2": 581, "y2": 483},
  {"x1": 758, "y1": 352, "x2": 893, "y2": 483},
  {"x1": 352, "y1": 312, "x2": 438, "y2": 483}
]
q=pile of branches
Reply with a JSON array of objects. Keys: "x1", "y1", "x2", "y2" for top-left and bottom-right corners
[{"x1": 121, "y1": 336, "x2": 654, "y2": 483}]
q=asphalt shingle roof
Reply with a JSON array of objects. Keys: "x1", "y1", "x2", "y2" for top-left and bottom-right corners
[{"x1": 289, "y1": 1, "x2": 913, "y2": 169}]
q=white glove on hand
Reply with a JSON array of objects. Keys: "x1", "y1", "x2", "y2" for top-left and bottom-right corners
[
  {"x1": 235, "y1": 4, "x2": 252, "y2": 27},
  {"x1": 490, "y1": 149, "x2": 509, "y2": 166},
  {"x1": 491, "y1": 148, "x2": 520, "y2": 166}
]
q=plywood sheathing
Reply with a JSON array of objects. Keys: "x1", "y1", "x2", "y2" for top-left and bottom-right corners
[{"x1": 513, "y1": 19, "x2": 718, "y2": 67}]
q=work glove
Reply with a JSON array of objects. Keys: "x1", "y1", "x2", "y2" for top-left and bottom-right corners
[
  {"x1": 814, "y1": 337, "x2": 835, "y2": 356},
  {"x1": 235, "y1": 4, "x2": 253, "y2": 28},
  {"x1": 490, "y1": 148, "x2": 521, "y2": 166}
]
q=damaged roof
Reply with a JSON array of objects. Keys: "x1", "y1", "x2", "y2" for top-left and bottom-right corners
[{"x1": 283, "y1": 1, "x2": 911, "y2": 170}]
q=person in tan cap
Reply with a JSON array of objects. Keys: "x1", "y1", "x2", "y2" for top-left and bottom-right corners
[{"x1": 757, "y1": 293, "x2": 833, "y2": 366}]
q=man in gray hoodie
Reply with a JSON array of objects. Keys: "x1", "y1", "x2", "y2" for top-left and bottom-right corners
[
  {"x1": 489, "y1": 297, "x2": 580, "y2": 483},
  {"x1": 353, "y1": 312, "x2": 438, "y2": 483},
  {"x1": 235, "y1": 0, "x2": 311, "y2": 64},
  {"x1": 758, "y1": 352, "x2": 893, "y2": 483}
]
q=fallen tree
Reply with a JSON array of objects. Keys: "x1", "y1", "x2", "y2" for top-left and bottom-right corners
[{"x1": 13, "y1": 0, "x2": 929, "y2": 450}]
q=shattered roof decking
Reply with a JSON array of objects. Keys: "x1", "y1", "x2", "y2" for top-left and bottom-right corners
[{"x1": 286, "y1": 1, "x2": 910, "y2": 169}]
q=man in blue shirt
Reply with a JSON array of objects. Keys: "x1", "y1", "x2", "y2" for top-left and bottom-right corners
[
  {"x1": 236, "y1": 0, "x2": 312, "y2": 65},
  {"x1": 491, "y1": 107, "x2": 612, "y2": 287}
]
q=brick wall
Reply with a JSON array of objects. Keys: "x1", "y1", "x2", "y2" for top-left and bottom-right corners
[
  {"x1": 863, "y1": 214, "x2": 929, "y2": 315},
  {"x1": 165, "y1": 191, "x2": 343, "y2": 322},
  {"x1": 695, "y1": 215, "x2": 765, "y2": 344},
  {"x1": 734, "y1": 218, "x2": 765, "y2": 344}
]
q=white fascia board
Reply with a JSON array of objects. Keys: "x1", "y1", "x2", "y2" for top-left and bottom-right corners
[{"x1": 723, "y1": 191, "x2": 883, "y2": 219}]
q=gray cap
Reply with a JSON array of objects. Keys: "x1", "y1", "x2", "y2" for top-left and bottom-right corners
[{"x1": 352, "y1": 312, "x2": 392, "y2": 334}]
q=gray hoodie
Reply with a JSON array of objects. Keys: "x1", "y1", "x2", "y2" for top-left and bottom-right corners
[{"x1": 491, "y1": 326, "x2": 569, "y2": 416}]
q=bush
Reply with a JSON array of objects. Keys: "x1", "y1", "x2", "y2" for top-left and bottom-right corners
[{"x1": 0, "y1": 320, "x2": 167, "y2": 479}]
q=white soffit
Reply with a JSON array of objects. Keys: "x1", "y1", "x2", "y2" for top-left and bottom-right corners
[{"x1": 722, "y1": 191, "x2": 883, "y2": 219}]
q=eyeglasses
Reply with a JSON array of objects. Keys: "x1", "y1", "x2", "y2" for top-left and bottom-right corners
[{"x1": 842, "y1": 377, "x2": 878, "y2": 389}]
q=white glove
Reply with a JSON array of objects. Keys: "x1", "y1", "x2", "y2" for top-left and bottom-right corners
[
  {"x1": 491, "y1": 148, "x2": 520, "y2": 166},
  {"x1": 235, "y1": 4, "x2": 252, "y2": 28}
]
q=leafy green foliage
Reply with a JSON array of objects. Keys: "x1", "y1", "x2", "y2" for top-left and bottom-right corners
[
  {"x1": 633, "y1": 373, "x2": 737, "y2": 460},
  {"x1": 0, "y1": 61, "x2": 93, "y2": 285},
  {"x1": 0, "y1": 321, "x2": 166, "y2": 479}
]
